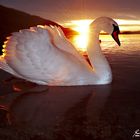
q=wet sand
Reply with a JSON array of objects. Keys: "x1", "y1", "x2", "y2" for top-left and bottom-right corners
[{"x1": 0, "y1": 52, "x2": 140, "y2": 140}]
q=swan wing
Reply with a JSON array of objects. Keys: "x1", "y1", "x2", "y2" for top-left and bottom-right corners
[
  {"x1": 1, "y1": 26, "x2": 59, "y2": 84},
  {"x1": 44, "y1": 26, "x2": 88, "y2": 64},
  {"x1": 0, "y1": 26, "x2": 90, "y2": 85}
]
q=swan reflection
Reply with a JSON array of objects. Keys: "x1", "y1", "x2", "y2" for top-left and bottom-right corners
[{"x1": 2, "y1": 83, "x2": 111, "y2": 138}]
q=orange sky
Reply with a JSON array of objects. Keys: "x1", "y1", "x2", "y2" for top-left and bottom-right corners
[
  {"x1": 0, "y1": 0, "x2": 140, "y2": 22},
  {"x1": 115, "y1": 19, "x2": 140, "y2": 32}
]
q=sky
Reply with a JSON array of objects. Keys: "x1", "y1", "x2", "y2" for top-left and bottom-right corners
[{"x1": 0, "y1": 0, "x2": 140, "y2": 22}]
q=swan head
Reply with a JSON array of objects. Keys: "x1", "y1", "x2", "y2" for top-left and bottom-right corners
[{"x1": 90, "y1": 17, "x2": 121, "y2": 46}]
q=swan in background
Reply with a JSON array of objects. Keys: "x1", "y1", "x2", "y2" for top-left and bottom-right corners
[{"x1": 0, "y1": 17, "x2": 120, "y2": 86}]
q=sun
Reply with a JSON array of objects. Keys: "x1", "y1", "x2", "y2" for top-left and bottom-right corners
[{"x1": 65, "y1": 19, "x2": 93, "y2": 52}]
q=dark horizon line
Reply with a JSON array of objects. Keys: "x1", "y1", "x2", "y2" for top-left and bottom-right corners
[{"x1": 100, "y1": 31, "x2": 140, "y2": 35}]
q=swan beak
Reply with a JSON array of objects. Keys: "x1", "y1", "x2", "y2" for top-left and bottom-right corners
[
  {"x1": 111, "y1": 24, "x2": 121, "y2": 46},
  {"x1": 112, "y1": 30, "x2": 121, "y2": 46}
]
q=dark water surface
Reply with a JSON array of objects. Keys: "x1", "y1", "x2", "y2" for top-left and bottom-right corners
[{"x1": 0, "y1": 34, "x2": 140, "y2": 140}]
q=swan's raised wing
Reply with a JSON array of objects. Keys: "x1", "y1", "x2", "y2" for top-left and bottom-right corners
[
  {"x1": 0, "y1": 26, "x2": 90, "y2": 85},
  {"x1": 1, "y1": 26, "x2": 60, "y2": 84},
  {"x1": 44, "y1": 26, "x2": 88, "y2": 64}
]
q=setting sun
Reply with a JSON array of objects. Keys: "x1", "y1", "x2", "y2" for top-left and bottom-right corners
[
  {"x1": 62, "y1": 18, "x2": 140, "y2": 53},
  {"x1": 71, "y1": 20, "x2": 92, "y2": 52},
  {"x1": 64, "y1": 20, "x2": 92, "y2": 52}
]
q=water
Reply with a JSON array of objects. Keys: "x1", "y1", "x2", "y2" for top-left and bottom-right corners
[
  {"x1": 101, "y1": 34, "x2": 140, "y2": 54},
  {"x1": 0, "y1": 34, "x2": 140, "y2": 139}
]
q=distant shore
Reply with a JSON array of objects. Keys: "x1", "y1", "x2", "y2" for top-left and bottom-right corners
[{"x1": 100, "y1": 31, "x2": 140, "y2": 35}]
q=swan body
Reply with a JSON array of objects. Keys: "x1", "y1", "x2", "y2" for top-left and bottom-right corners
[{"x1": 0, "y1": 17, "x2": 120, "y2": 86}]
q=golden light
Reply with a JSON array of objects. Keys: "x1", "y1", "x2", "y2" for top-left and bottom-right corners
[
  {"x1": 62, "y1": 19, "x2": 140, "y2": 52},
  {"x1": 71, "y1": 20, "x2": 93, "y2": 52},
  {"x1": 115, "y1": 19, "x2": 140, "y2": 32},
  {"x1": 116, "y1": 19, "x2": 140, "y2": 25},
  {"x1": 64, "y1": 20, "x2": 92, "y2": 52}
]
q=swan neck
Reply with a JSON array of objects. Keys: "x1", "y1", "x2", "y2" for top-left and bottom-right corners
[
  {"x1": 87, "y1": 31, "x2": 101, "y2": 57},
  {"x1": 87, "y1": 30, "x2": 112, "y2": 83}
]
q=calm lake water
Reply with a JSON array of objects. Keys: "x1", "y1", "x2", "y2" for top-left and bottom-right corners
[{"x1": 0, "y1": 34, "x2": 140, "y2": 140}]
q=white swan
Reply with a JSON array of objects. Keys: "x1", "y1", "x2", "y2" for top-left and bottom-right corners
[{"x1": 0, "y1": 17, "x2": 120, "y2": 86}]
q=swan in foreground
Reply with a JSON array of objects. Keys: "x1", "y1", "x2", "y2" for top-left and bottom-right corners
[{"x1": 0, "y1": 17, "x2": 120, "y2": 86}]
